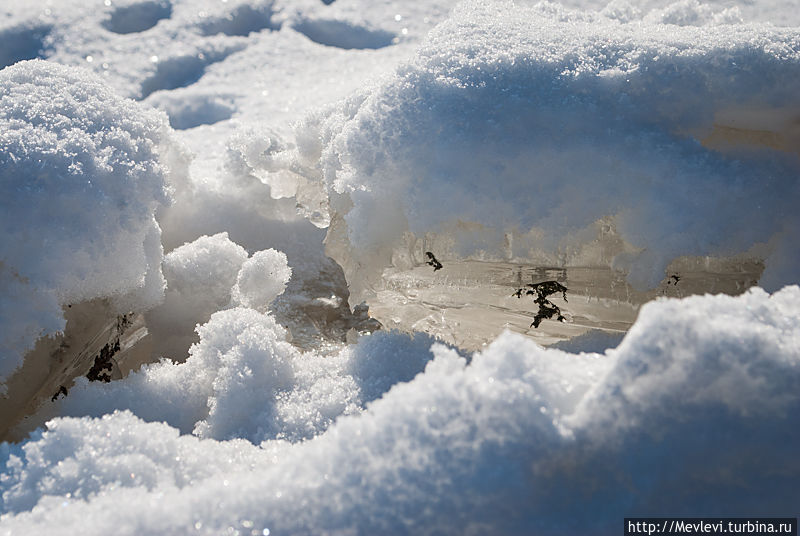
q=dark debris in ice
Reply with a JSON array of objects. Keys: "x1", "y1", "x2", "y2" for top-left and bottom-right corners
[
  {"x1": 425, "y1": 251, "x2": 443, "y2": 271},
  {"x1": 513, "y1": 280, "x2": 568, "y2": 328},
  {"x1": 86, "y1": 340, "x2": 120, "y2": 383},
  {"x1": 50, "y1": 385, "x2": 68, "y2": 402}
]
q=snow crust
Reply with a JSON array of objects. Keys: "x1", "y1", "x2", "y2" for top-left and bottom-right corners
[
  {"x1": 1, "y1": 286, "x2": 798, "y2": 534},
  {"x1": 0, "y1": 60, "x2": 174, "y2": 387}
]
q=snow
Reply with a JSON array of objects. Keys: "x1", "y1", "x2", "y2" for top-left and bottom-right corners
[
  {"x1": 231, "y1": 249, "x2": 292, "y2": 311},
  {"x1": 0, "y1": 59, "x2": 176, "y2": 388},
  {"x1": 1, "y1": 0, "x2": 800, "y2": 533},
  {"x1": 285, "y1": 0, "x2": 800, "y2": 301},
  {"x1": 45, "y1": 311, "x2": 436, "y2": 442},
  {"x1": 1, "y1": 287, "x2": 799, "y2": 534},
  {"x1": 145, "y1": 232, "x2": 248, "y2": 359}
]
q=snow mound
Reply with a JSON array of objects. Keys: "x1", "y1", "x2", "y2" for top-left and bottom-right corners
[
  {"x1": 2, "y1": 286, "x2": 798, "y2": 534},
  {"x1": 286, "y1": 0, "x2": 800, "y2": 301},
  {"x1": 0, "y1": 410, "x2": 285, "y2": 517},
  {"x1": 190, "y1": 307, "x2": 298, "y2": 442},
  {"x1": 0, "y1": 60, "x2": 176, "y2": 387}
]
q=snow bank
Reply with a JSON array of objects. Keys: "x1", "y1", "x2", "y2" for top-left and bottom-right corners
[
  {"x1": 2, "y1": 286, "x2": 798, "y2": 534},
  {"x1": 281, "y1": 0, "x2": 800, "y2": 300},
  {"x1": 0, "y1": 60, "x2": 176, "y2": 387}
]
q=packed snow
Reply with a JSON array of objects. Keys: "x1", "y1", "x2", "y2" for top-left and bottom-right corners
[{"x1": 1, "y1": 0, "x2": 799, "y2": 533}]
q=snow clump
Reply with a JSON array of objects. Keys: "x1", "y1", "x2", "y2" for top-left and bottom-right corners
[
  {"x1": 146, "y1": 232, "x2": 248, "y2": 359},
  {"x1": 230, "y1": 249, "x2": 292, "y2": 311}
]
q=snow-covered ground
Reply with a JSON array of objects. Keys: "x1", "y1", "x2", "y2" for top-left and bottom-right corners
[{"x1": 1, "y1": 0, "x2": 799, "y2": 533}]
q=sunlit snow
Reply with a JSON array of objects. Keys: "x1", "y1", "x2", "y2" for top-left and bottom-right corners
[{"x1": 1, "y1": 0, "x2": 799, "y2": 534}]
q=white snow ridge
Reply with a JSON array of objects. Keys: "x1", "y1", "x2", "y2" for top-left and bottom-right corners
[
  {"x1": 1, "y1": 0, "x2": 799, "y2": 534},
  {"x1": 0, "y1": 60, "x2": 176, "y2": 388}
]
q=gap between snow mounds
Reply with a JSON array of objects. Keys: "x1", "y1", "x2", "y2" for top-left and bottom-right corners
[
  {"x1": 0, "y1": 24, "x2": 51, "y2": 70},
  {"x1": 150, "y1": 92, "x2": 235, "y2": 129},
  {"x1": 198, "y1": 3, "x2": 280, "y2": 37},
  {"x1": 102, "y1": 0, "x2": 173, "y2": 35},
  {"x1": 138, "y1": 45, "x2": 246, "y2": 100},
  {"x1": 292, "y1": 17, "x2": 396, "y2": 50}
]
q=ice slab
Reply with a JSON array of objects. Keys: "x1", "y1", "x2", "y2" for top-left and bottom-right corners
[{"x1": 368, "y1": 258, "x2": 763, "y2": 351}]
